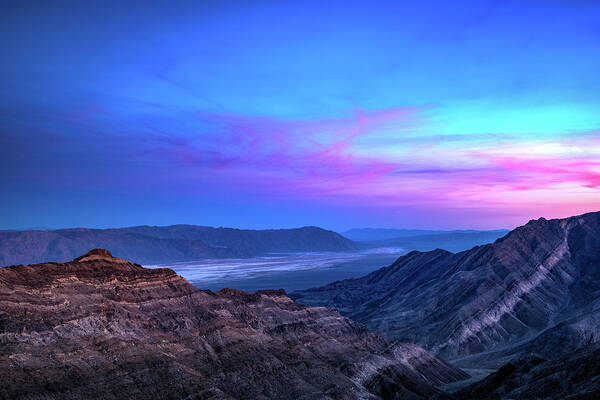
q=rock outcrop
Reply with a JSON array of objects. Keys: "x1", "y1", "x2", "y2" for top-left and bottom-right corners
[
  {"x1": 292, "y1": 211, "x2": 600, "y2": 362},
  {"x1": 455, "y1": 344, "x2": 600, "y2": 399},
  {"x1": 0, "y1": 250, "x2": 466, "y2": 399}
]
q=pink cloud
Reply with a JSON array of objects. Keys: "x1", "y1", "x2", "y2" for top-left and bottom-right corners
[
  {"x1": 135, "y1": 109, "x2": 599, "y2": 220},
  {"x1": 45, "y1": 103, "x2": 594, "y2": 227}
]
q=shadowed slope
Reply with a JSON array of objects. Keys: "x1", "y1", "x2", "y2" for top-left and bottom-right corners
[
  {"x1": 455, "y1": 344, "x2": 600, "y2": 399},
  {"x1": 293, "y1": 212, "x2": 600, "y2": 361}
]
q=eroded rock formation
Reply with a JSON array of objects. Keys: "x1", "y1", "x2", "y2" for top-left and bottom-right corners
[
  {"x1": 0, "y1": 249, "x2": 466, "y2": 399},
  {"x1": 293, "y1": 211, "x2": 600, "y2": 362}
]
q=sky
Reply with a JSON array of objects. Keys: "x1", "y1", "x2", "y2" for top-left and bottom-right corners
[{"x1": 1, "y1": 0, "x2": 599, "y2": 231}]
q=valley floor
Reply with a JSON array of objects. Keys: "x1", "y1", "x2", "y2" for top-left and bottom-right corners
[{"x1": 146, "y1": 248, "x2": 402, "y2": 292}]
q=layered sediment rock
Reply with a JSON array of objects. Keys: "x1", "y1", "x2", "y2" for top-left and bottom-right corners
[
  {"x1": 0, "y1": 249, "x2": 466, "y2": 400},
  {"x1": 293, "y1": 211, "x2": 600, "y2": 361}
]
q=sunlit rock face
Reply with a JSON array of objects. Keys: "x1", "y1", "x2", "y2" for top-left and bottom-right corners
[
  {"x1": 0, "y1": 250, "x2": 466, "y2": 400},
  {"x1": 293, "y1": 211, "x2": 600, "y2": 362}
]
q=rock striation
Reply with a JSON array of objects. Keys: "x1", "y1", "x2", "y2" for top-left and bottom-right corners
[
  {"x1": 0, "y1": 249, "x2": 466, "y2": 399},
  {"x1": 292, "y1": 211, "x2": 600, "y2": 362}
]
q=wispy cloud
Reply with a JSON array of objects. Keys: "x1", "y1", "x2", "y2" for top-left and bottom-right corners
[
  {"x1": 126, "y1": 108, "x2": 600, "y2": 216},
  {"x1": 2, "y1": 99, "x2": 598, "y2": 228}
]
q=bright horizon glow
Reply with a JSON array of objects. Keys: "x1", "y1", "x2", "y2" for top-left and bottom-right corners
[{"x1": 1, "y1": 0, "x2": 599, "y2": 231}]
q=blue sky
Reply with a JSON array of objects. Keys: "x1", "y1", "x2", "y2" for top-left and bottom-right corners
[{"x1": 1, "y1": 0, "x2": 599, "y2": 230}]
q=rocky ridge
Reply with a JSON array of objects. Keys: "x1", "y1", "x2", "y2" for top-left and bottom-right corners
[
  {"x1": 292, "y1": 211, "x2": 600, "y2": 362},
  {"x1": 0, "y1": 249, "x2": 466, "y2": 399}
]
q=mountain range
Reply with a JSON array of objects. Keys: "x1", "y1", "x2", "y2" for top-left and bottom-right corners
[
  {"x1": 293, "y1": 212, "x2": 600, "y2": 368},
  {"x1": 344, "y1": 228, "x2": 510, "y2": 254},
  {"x1": 2, "y1": 211, "x2": 600, "y2": 398},
  {"x1": 344, "y1": 228, "x2": 510, "y2": 242},
  {"x1": 0, "y1": 249, "x2": 467, "y2": 399},
  {"x1": 0, "y1": 225, "x2": 356, "y2": 266}
]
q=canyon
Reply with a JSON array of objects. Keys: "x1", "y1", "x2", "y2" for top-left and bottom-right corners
[
  {"x1": 0, "y1": 249, "x2": 466, "y2": 400},
  {"x1": 2, "y1": 211, "x2": 600, "y2": 399}
]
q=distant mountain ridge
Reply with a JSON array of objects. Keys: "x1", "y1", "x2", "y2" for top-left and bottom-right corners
[
  {"x1": 345, "y1": 228, "x2": 510, "y2": 254},
  {"x1": 293, "y1": 211, "x2": 600, "y2": 365},
  {"x1": 359, "y1": 231, "x2": 510, "y2": 254},
  {"x1": 0, "y1": 225, "x2": 357, "y2": 266},
  {"x1": 344, "y1": 228, "x2": 509, "y2": 242}
]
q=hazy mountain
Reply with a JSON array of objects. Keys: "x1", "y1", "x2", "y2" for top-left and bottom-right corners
[
  {"x1": 358, "y1": 231, "x2": 510, "y2": 254},
  {"x1": 343, "y1": 228, "x2": 508, "y2": 242},
  {"x1": 344, "y1": 228, "x2": 510, "y2": 254},
  {"x1": 293, "y1": 211, "x2": 600, "y2": 364},
  {"x1": 0, "y1": 225, "x2": 357, "y2": 266},
  {"x1": 0, "y1": 249, "x2": 467, "y2": 399}
]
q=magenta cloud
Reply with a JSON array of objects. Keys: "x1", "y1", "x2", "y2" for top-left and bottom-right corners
[
  {"x1": 4, "y1": 101, "x2": 597, "y2": 229},
  {"x1": 130, "y1": 108, "x2": 599, "y2": 223}
]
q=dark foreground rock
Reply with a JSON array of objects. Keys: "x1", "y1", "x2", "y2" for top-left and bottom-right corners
[
  {"x1": 0, "y1": 249, "x2": 466, "y2": 400},
  {"x1": 455, "y1": 345, "x2": 600, "y2": 399}
]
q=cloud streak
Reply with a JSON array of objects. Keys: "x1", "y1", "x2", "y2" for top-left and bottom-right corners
[
  {"x1": 111, "y1": 107, "x2": 599, "y2": 219},
  {"x1": 3, "y1": 98, "x2": 598, "y2": 227}
]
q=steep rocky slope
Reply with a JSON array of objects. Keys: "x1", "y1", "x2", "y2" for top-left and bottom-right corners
[
  {"x1": 346, "y1": 229, "x2": 509, "y2": 254},
  {"x1": 0, "y1": 249, "x2": 466, "y2": 400},
  {"x1": 455, "y1": 344, "x2": 600, "y2": 399},
  {"x1": 0, "y1": 225, "x2": 357, "y2": 266},
  {"x1": 292, "y1": 211, "x2": 600, "y2": 361}
]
